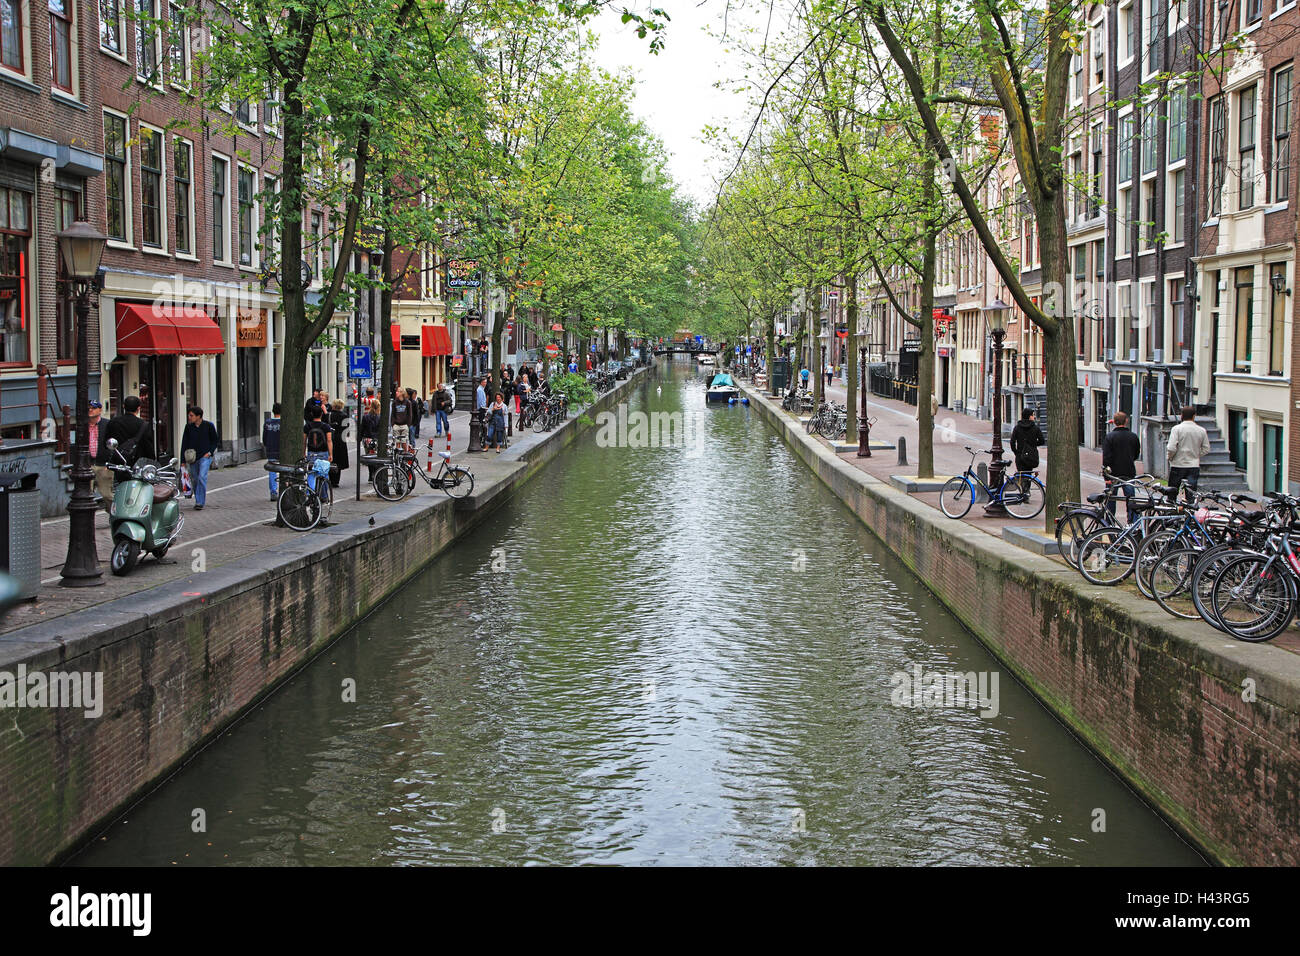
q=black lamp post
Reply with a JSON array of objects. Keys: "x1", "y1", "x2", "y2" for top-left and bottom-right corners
[
  {"x1": 58, "y1": 220, "x2": 108, "y2": 587},
  {"x1": 857, "y1": 345, "x2": 871, "y2": 457},
  {"x1": 984, "y1": 299, "x2": 1010, "y2": 517}
]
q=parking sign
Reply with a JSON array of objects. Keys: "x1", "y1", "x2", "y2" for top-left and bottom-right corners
[{"x1": 348, "y1": 346, "x2": 372, "y2": 379}]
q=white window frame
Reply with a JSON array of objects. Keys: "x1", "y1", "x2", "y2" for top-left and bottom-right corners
[
  {"x1": 1117, "y1": 185, "x2": 1132, "y2": 258},
  {"x1": 211, "y1": 151, "x2": 232, "y2": 265},
  {"x1": 103, "y1": 108, "x2": 134, "y2": 249},
  {"x1": 1272, "y1": 0, "x2": 1297, "y2": 19},
  {"x1": 166, "y1": 1, "x2": 189, "y2": 87},
  {"x1": 1166, "y1": 166, "x2": 1186, "y2": 247},
  {"x1": 1090, "y1": 15, "x2": 1106, "y2": 92},
  {"x1": 134, "y1": 0, "x2": 162, "y2": 87},
  {"x1": 1242, "y1": 0, "x2": 1264, "y2": 30},
  {"x1": 138, "y1": 122, "x2": 168, "y2": 254},
  {"x1": 49, "y1": 0, "x2": 82, "y2": 101},
  {"x1": 234, "y1": 98, "x2": 258, "y2": 132},
  {"x1": 1118, "y1": 0, "x2": 1135, "y2": 67},
  {"x1": 98, "y1": 0, "x2": 128, "y2": 63},
  {"x1": 1141, "y1": 0, "x2": 1159, "y2": 80},
  {"x1": 172, "y1": 135, "x2": 195, "y2": 260},
  {"x1": 236, "y1": 164, "x2": 259, "y2": 271}
]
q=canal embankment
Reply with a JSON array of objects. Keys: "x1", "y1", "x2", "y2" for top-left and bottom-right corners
[
  {"x1": 0, "y1": 367, "x2": 651, "y2": 866},
  {"x1": 741, "y1": 380, "x2": 1300, "y2": 867}
]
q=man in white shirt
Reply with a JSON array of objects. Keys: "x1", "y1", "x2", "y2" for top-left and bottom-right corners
[{"x1": 1166, "y1": 406, "x2": 1211, "y2": 500}]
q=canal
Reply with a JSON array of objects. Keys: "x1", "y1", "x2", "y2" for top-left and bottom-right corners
[{"x1": 75, "y1": 363, "x2": 1202, "y2": 866}]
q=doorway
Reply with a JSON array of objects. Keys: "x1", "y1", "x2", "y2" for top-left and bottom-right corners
[
  {"x1": 237, "y1": 346, "x2": 262, "y2": 458},
  {"x1": 1263, "y1": 423, "x2": 1284, "y2": 494},
  {"x1": 137, "y1": 355, "x2": 176, "y2": 461}
]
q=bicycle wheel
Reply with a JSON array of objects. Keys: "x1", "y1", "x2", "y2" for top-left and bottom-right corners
[
  {"x1": 1056, "y1": 510, "x2": 1108, "y2": 570},
  {"x1": 372, "y1": 464, "x2": 413, "y2": 501},
  {"x1": 1151, "y1": 548, "x2": 1202, "y2": 619},
  {"x1": 532, "y1": 411, "x2": 548, "y2": 433},
  {"x1": 1210, "y1": 554, "x2": 1297, "y2": 642},
  {"x1": 277, "y1": 484, "x2": 321, "y2": 532},
  {"x1": 1002, "y1": 474, "x2": 1045, "y2": 520},
  {"x1": 1190, "y1": 544, "x2": 1248, "y2": 632},
  {"x1": 939, "y1": 476, "x2": 974, "y2": 519},
  {"x1": 1133, "y1": 528, "x2": 1178, "y2": 600},
  {"x1": 1077, "y1": 527, "x2": 1137, "y2": 585},
  {"x1": 442, "y1": 466, "x2": 474, "y2": 499}
]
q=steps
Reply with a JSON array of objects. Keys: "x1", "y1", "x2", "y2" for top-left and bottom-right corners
[{"x1": 1194, "y1": 417, "x2": 1249, "y2": 492}]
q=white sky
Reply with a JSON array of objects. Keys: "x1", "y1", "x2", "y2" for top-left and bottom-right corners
[{"x1": 589, "y1": 2, "x2": 758, "y2": 208}]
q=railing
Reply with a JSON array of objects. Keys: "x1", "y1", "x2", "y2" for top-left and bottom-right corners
[
  {"x1": 0, "y1": 365, "x2": 72, "y2": 455},
  {"x1": 869, "y1": 364, "x2": 918, "y2": 406}
]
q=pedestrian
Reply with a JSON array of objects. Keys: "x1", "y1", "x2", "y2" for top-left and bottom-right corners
[
  {"x1": 434, "y1": 384, "x2": 452, "y2": 435},
  {"x1": 106, "y1": 395, "x2": 154, "y2": 465},
  {"x1": 88, "y1": 400, "x2": 113, "y2": 511},
  {"x1": 1101, "y1": 410, "x2": 1143, "y2": 523},
  {"x1": 1166, "y1": 405, "x2": 1211, "y2": 500},
  {"x1": 304, "y1": 387, "x2": 322, "y2": 423},
  {"x1": 475, "y1": 376, "x2": 488, "y2": 413},
  {"x1": 799, "y1": 365, "x2": 810, "y2": 390},
  {"x1": 303, "y1": 404, "x2": 333, "y2": 495},
  {"x1": 408, "y1": 388, "x2": 423, "y2": 442},
  {"x1": 487, "y1": 392, "x2": 507, "y2": 450},
  {"x1": 180, "y1": 406, "x2": 220, "y2": 511},
  {"x1": 330, "y1": 399, "x2": 349, "y2": 484},
  {"x1": 390, "y1": 390, "x2": 412, "y2": 447},
  {"x1": 263, "y1": 403, "x2": 282, "y2": 501},
  {"x1": 825, "y1": 362, "x2": 833, "y2": 387},
  {"x1": 360, "y1": 399, "x2": 380, "y2": 479},
  {"x1": 1009, "y1": 408, "x2": 1044, "y2": 474}
]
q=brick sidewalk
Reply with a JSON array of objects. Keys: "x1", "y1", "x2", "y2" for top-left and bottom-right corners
[{"x1": 3, "y1": 404, "x2": 533, "y2": 634}]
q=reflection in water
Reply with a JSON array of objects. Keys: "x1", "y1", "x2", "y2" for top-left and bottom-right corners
[{"x1": 75, "y1": 363, "x2": 1202, "y2": 866}]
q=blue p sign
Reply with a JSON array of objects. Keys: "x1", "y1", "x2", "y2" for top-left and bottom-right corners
[{"x1": 348, "y1": 346, "x2": 372, "y2": 378}]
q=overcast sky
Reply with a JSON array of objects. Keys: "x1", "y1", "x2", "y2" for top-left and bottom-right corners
[{"x1": 590, "y1": 2, "x2": 757, "y2": 209}]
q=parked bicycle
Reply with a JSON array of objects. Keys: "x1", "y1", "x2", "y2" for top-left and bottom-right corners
[
  {"x1": 372, "y1": 444, "x2": 474, "y2": 502},
  {"x1": 940, "y1": 446, "x2": 1046, "y2": 520},
  {"x1": 266, "y1": 457, "x2": 334, "y2": 532}
]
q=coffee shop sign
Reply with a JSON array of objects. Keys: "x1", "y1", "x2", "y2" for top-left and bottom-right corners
[{"x1": 446, "y1": 259, "x2": 482, "y2": 290}]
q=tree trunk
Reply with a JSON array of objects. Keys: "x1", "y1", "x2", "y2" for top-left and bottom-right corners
[
  {"x1": 378, "y1": 219, "x2": 395, "y2": 456},
  {"x1": 916, "y1": 158, "x2": 938, "y2": 478},
  {"x1": 1038, "y1": 202, "x2": 1081, "y2": 530}
]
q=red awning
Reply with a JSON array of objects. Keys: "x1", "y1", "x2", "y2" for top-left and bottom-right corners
[
  {"x1": 421, "y1": 325, "x2": 453, "y2": 356},
  {"x1": 391, "y1": 323, "x2": 401, "y2": 351},
  {"x1": 116, "y1": 303, "x2": 225, "y2": 355}
]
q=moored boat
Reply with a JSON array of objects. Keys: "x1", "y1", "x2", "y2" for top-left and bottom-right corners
[{"x1": 705, "y1": 371, "x2": 740, "y2": 404}]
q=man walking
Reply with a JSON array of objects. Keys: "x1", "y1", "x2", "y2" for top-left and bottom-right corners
[
  {"x1": 434, "y1": 385, "x2": 452, "y2": 436},
  {"x1": 106, "y1": 395, "x2": 154, "y2": 465},
  {"x1": 88, "y1": 400, "x2": 112, "y2": 511},
  {"x1": 390, "y1": 390, "x2": 412, "y2": 447},
  {"x1": 475, "y1": 376, "x2": 488, "y2": 413},
  {"x1": 408, "y1": 388, "x2": 423, "y2": 442},
  {"x1": 263, "y1": 403, "x2": 282, "y2": 501},
  {"x1": 180, "y1": 406, "x2": 220, "y2": 511},
  {"x1": 1166, "y1": 406, "x2": 1211, "y2": 500},
  {"x1": 1101, "y1": 411, "x2": 1142, "y2": 523}
]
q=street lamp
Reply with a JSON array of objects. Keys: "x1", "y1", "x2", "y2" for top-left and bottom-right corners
[
  {"x1": 857, "y1": 344, "x2": 871, "y2": 458},
  {"x1": 57, "y1": 219, "x2": 108, "y2": 587},
  {"x1": 983, "y1": 299, "x2": 1010, "y2": 517}
]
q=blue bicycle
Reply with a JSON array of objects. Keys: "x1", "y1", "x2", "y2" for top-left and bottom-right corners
[{"x1": 940, "y1": 446, "x2": 1046, "y2": 520}]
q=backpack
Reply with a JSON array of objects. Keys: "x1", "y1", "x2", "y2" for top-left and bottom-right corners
[
  {"x1": 118, "y1": 416, "x2": 149, "y2": 462},
  {"x1": 305, "y1": 421, "x2": 329, "y2": 453}
]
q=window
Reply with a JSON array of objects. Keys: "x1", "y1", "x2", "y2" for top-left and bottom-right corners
[
  {"x1": 1142, "y1": 179, "x2": 1157, "y2": 248},
  {"x1": 262, "y1": 88, "x2": 280, "y2": 135},
  {"x1": 54, "y1": 187, "x2": 81, "y2": 362},
  {"x1": 0, "y1": 188, "x2": 32, "y2": 364},
  {"x1": 235, "y1": 99, "x2": 256, "y2": 128},
  {"x1": 1274, "y1": 66, "x2": 1291, "y2": 203},
  {"x1": 100, "y1": 0, "x2": 123, "y2": 54},
  {"x1": 1240, "y1": 85, "x2": 1257, "y2": 209},
  {"x1": 1118, "y1": 283, "x2": 1134, "y2": 352},
  {"x1": 1209, "y1": 96, "x2": 1226, "y2": 216},
  {"x1": 1118, "y1": 187, "x2": 1132, "y2": 256},
  {"x1": 212, "y1": 155, "x2": 228, "y2": 262},
  {"x1": 1170, "y1": 168, "x2": 1185, "y2": 243},
  {"x1": 309, "y1": 210, "x2": 322, "y2": 282},
  {"x1": 1169, "y1": 278, "x2": 1185, "y2": 358},
  {"x1": 104, "y1": 112, "x2": 129, "y2": 242},
  {"x1": 1167, "y1": 87, "x2": 1186, "y2": 164},
  {"x1": 1141, "y1": 107, "x2": 1157, "y2": 175},
  {"x1": 1092, "y1": 23, "x2": 1105, "y2": 86},
  {"x1": 264, "y1": 174, "x2": 278, "y2": 261},
  {"x1": 167, "y1": 2, "x2": 188, "y2": 83},
  {"x1": 173, "y1": 138, "x2": 192, "y2": 255},
  {"x1": 1234, "y1": 267, "x2": 1254, "y2": 372},
  {"x1": 1143, "y1": 281, "x2": 1156, "y2": 358},
  {"x1": 135, "y1": 0, "x2": 159, "y2": 84},
  {"x1": 1, "y1": 0, "x2": 23, "y2": 71},
  {"x1": 1122, "y1": 1, "x2": 1134, "y2": 61},
  {"x1": 1145, "y1": 0, "x2": 1159, "y2": 74},
  {"x1": 1072, "y1": 52, "x2": 1083, "y2": 100},
  {"x1": 140, "y1": 127, "x2": 163, "y2": 248},
  {"x1": 1269, "y1": 264, "x2": 1286, "y2": 374},
  {"x1": 1245, "y1": 0, "x2": 1262, "y2": 25},
  {"x1": 237, "y1": 167, "x2": 256, "y2": 267},
  {"x1": 1090, "y1": 124, "x2": 1103, "y2": 217},
  {"x1": 49, "y1": 0, "x2": 72, "y2": 92},
  {"x1": 1119, "y1": 114, "x2": 1134, "y2": 182}
]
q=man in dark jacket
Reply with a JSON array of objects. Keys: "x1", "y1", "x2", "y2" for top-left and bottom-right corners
[
  {"x1": 180, "y1": 406, "x2": 220, "y2": 510},
  {"x1": 1009, "y1": 408, "x2": 1043, "y2": 472},
  {"x1": 106, "y1": 396, "x2": 154, "y2": 465},
  {"x1": 1101, "y1": 410, "x2": 1142, "y2": 523},
  {"x1": 263, "y1": 403, "x2": 282, "y2": 501}
]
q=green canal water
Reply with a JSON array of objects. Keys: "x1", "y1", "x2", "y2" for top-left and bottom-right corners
[{"x1": 75, "y1": 363, "x2": 1202, "y2": 866}]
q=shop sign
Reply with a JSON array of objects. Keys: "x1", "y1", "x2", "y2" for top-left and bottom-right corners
[
  {"x1": 446, "y1": 259, "x2": 482, "y2": 289},
  {"x1": 236, "y1": 309, "x2": 267, "y2": 347}
]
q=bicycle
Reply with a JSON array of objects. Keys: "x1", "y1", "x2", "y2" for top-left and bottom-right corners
[
  {"x1": 939, "y1": 446, "x2": 1046, "y2": 520},
  {"x1": 1208, "y1": 525, "x2": 1300, "y2": 642},
  {"x1": 372, "y1": 445, "x2": 474, "y2": 502},
  {"x1": 266, "y1": 457, "x2": 332, "y2": 532},
  {"x1": 1054, "y1": 474, "x2": 1162, "y2": 569}
]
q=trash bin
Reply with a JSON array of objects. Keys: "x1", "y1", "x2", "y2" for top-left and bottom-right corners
[
  {"x1": 0, "y1": 471, "x2": 40, "y2": 600},
  {"x1": 772, "y1": 358, "x2": 791, "y2": 392}
]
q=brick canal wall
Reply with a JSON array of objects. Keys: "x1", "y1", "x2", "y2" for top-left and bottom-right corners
[
  {"x1": 743, "y1": 383, "x2": 1300, "y2": 866},
  {"x1": 0, "y1": 368, "x2": 651, "y2": 865}
]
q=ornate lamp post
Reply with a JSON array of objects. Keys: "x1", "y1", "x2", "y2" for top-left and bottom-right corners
[
  {"x1": 58, "y1": 220, "x2": 108, "y2": 587},
  {"x1": 983, "y1": 299, "x2": 1010, "y2": 517}
]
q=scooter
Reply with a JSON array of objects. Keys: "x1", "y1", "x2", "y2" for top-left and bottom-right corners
[{"x1": 105, "y1": 438, "x2": 184, "y2": 576}]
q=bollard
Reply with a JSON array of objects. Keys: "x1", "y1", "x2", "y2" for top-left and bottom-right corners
[
  {"x1": 897, "y1": 436, "x2": 907, "y2": 466},
  {"x1": 507, "y1": 410, "x2": 513, "y2": 437},
  {"x1": 426, "y1": 438, "x2": 435, "y2": 474},
  {"x1": 467, "y1": 409, "x2": 486, "y2": 453},
  {"x1": 976, "y1": 462, "x2": 989, "y2": 501}
]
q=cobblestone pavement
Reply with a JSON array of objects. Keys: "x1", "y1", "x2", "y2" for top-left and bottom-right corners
[{"x1": 3, "y1": 405, "x2": 540, "y2": 634}]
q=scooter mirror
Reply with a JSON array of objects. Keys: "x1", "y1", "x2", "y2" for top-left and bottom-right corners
[{"x1": 107, "y1": 438, "x2": 118, "y2": 449}]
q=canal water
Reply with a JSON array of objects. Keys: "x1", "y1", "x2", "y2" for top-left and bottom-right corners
[{"x1": 76, "y1": 363, "x2": 1201, "y2": 866}]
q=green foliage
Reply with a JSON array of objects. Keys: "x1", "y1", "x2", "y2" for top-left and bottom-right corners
[{"x1": 548, "y1": 372, "x2": 598, "y2": 408}]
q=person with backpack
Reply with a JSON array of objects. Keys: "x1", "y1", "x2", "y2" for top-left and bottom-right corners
[
  {"x1": 303, "y1": 405, "x2": 333, "y2": 495},
  {"x1": 390, "y1": 391, "x2": 412, "y2": 448},
  {"x1": 263, "y1": 403, "x2": 282, "y2": 501},
  {"x1": 1009, "y1": 408, "x2": 1044, "y2": 474},
  {"x1": 408, "y1": 388, "x2": 423, "y2": 442},
  {"x1": 106, "y1": 395, "x2": 154, "y2": 467},
  {"x1": 180, "y1": 406, "x2": 220, "y2": 511}
]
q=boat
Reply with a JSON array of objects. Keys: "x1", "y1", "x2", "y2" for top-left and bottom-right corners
[
  {"x1": 705, "y1": 371, "x2": 740, "y2": 404},
  {"x1": 697, "y1": 353, "x2": 715, "y2": 366}
]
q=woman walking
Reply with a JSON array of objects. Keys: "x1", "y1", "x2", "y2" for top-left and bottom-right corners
[{"x1": 329, "y1": 399, "x2": 350, "y2": 485}]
